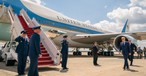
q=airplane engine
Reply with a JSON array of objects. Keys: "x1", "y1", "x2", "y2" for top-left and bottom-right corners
[{"x1": 113, "y1": 34, "x2": 138, "y2": 51}]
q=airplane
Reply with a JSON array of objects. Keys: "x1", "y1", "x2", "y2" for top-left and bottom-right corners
[{"x1": 0, "y1": 0, "x2": 146, "y2": 55}]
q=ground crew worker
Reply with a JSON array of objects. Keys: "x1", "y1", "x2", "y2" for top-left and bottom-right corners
[{"x1": 15, "y1": 30, "x2": 29, "y2": 75}]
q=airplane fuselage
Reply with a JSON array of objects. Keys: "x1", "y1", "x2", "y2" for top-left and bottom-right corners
[{"x1": 0, "y1": 0, "x2": 113, "y2": 48}]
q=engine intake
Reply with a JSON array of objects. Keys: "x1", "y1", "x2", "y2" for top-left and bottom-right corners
[{"x1": 113, "y1": 35, "x2": 137, "y2": 51}]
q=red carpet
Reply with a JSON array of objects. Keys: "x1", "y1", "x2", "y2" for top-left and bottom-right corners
[{"x1": 18, "y1": 15, "x2": 54, "y2": 66}]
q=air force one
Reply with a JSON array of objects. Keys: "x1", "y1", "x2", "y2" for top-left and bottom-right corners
[{"x1": 0, "y1": 0, "x2": 146, "y2": 51}]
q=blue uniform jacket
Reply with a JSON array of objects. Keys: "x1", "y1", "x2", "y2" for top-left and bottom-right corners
[
  {"x1": 15, "y1": 36, "x2": 29, "y2": 55},
  {"x1": 120, "y1": 41, "x2": 131, "y2": 56},
  {"x1": 29, "y1": 33, "x2": 41, "y2": 58},
  {"x1": 61, "y1": 40, "x2": 68, "y2": 55}
]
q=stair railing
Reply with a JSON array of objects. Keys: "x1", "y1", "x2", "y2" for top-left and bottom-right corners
[{"x1": 32, "y1": 18, "x2": 60, "y2": 65}]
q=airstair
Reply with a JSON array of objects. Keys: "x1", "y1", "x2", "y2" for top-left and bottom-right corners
[{"x1": 1, "y1": 6, "x2": 60, "y2": 66}]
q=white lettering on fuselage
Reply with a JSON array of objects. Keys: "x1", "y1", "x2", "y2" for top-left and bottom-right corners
[{"x1": 57, "y1": 16, "x2": 97, "y2": 30}]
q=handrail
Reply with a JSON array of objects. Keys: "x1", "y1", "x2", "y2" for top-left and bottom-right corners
[
  {"x1": 19, "y1": 9, "x2": 60, "y2": 65},
  {"x1": 20, "y1": 9, "x2": 34, "y2": 28},
  {"x1": 7, "y1": 6, "x2": 14, "y2": 24},
  {"x1": 7, "y1": 6, "x2": 25, "y2": 39},
  {"x1": 32, "y1": 18, "x2": 60, "y2": 65},
  {"x1": 20, "y1": 9, "x2": 33, "y2": 28}
]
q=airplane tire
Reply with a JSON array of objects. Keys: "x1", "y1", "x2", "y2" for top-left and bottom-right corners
[
  {"x1": 90, "y1": 52, "x2": 92, "y2": 56},
  {"x1": 78, "y1": 52, "x2": 82, "y2": 55},
  {"x1": 73, "y1": 52, "x2": 77, "y2": 56},
  {"x1": 0, "y1": 56, "x2": 3, "y2": 62},
  {"x1": 5, "y1": 55, "x2": 15, "y2": 66},
  {"x1": 111, "y1": 52, "x2": 114, "y2": 56},
  {"x1": 104, "y1": 52, "x2": 108, "y2": 56},
  {"x1": 88, "y1": 52, "x2": 92, "y2": 56},
  {"x1": 87, "y1": 52, "x2": 90, "y2": 56}
]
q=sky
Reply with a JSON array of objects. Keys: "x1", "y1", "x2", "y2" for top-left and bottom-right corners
[
  {"x1": 30, "y1": 0, "x2": 146, "y2": 32},
  {"x1": 30, "y1": 0, "x2": 146, "y2": 48}
]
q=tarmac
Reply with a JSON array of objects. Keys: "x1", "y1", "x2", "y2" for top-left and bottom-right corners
[{"x1": 0, "y1": 54, "x2": 146, "y2": 76}]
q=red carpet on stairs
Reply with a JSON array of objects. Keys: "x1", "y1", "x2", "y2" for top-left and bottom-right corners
[{"x1": 18, "y1": 15, "x2": 54, "y2": 66}]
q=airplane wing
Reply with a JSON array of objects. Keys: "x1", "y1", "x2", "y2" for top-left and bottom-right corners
[{"x1": 71, "y1": 32, "x2": 146, "y2": 44}]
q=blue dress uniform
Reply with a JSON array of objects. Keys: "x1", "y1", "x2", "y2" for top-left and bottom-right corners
[
  {"x1": 128, "y1": 43, "x2": 137, "y2": 65},
  {"x1": 120, "y1": 41, "x2": 131, "y2": 70},
  {"x1": 28, "y1": 32, "x2": 41, "y2": 76},
  {"x1": 61, "y1": 36, "x2": 69, "y2": 69},
  {"x1": 15, "y1": 36, "x2": 29, "y2": 75}
]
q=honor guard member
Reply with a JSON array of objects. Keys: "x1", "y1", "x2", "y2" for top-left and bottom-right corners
[
  {"x1": 61, "y1": 35, "x2": 69, "y2": 71},
  {"x1": 120, "y1": 37, "x2": 131, "y2": 70},
  {"x1": 92, "y1": 42, "x2": 99, "y2": 66},
  {"x1": 15, "y1": 30, "x2": 29, "y2": 76},
  {"x1": 128, "y1": 40, "x2": 137, "y2": 66},
  {"x1": 28, "y1": 26, "x2": 41, "y2": 76}
]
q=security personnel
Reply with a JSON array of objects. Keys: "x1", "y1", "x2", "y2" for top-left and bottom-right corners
[
  {"x1": 28, "y1": 26, "x2": 41, "y2": 76},
  {"x1": 61, "y1": 35, "x2": 69, "y2": 71},
  {"x1": 92, "y1": 42, "x2": 99, "y2": 66},
  {"x1": 128, "y1": 40, "x2": 137, "y2": 66},
  {"x1": 120, "y1": 37, "x2": 131, "y2": 70},
  {"x1": 15, "y1": 30, "x2": 29, "y2": 75}
]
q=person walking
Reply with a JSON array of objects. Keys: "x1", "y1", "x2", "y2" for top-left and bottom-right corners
[
  {"x1": 128, "y1": 40, "x2": 137, "y2": 66},
  {"x1": 143, "y1": 47, "x2": 146, "y2": 59},
  {"x1": 119, "y1": 37, "x2": 131, "y2": 70}
]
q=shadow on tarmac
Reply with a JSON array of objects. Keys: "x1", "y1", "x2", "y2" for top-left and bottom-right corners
[
  {"x1": 0, "y1": 61, "x2": 60, "y2": 74},
  {"x1": 26, "y1": 67, "x2": 60, "y2": 72},
  {"x1": 128, "y1": 69, "x2": 139, "y2": 72},
  {"x1": 131, "y1": 65, "x2": 143, "y2": 67}
]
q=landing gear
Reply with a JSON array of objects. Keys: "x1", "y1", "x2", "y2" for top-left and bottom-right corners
[
  {"x1": 103, "y1": 51, "x2": 114, "y2": 56},
  {"x1": 0, "y1": 55, "x2": 3, "y2": 62},
  {"x1": 0, "y1": 50, "x2": 3, "y2": 62},
  {"x1": 73, "y1": 51, "x2": 82, "y2": 56},
  {"x1": 73, "y1": 48, "x2": 82, "y2": 56},
  {"x1": 87, "y1": 52, "x2": 92, "y2": 56}
]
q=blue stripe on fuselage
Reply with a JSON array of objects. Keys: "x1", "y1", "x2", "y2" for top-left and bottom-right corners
[{"x1": 3, "y1": 0, "x2": 104, "y2": 34}]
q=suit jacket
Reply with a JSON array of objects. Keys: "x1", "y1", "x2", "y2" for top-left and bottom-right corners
[
  {"x1": 120, "y1": 41, "x2": 130, "y2": 56},
  {"x1": 129, "y1": 43, "x2": 137, "y2": 54},
  {"x1": 29, "y1": 33, "x2": 41, "y2": 58},
  {"x1": 15, "y1": 36, "x2": 29, "y2": 55}
]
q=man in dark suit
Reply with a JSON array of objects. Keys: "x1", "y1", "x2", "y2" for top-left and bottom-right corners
[
  {"x1": 15, "y1": 30, "x2": 29, "y2": 75},
  {"x1": 61, "y1": 35, "x2": 69, "y2": 71},
  {"x1": 128, "y1": 40, "x2": 137, "y2": 66},
  {"x1": 28, "y1": 26, "x2": 41, "y2": 76},
  {"x1": 120, "y1": 37, "x2": 131, "y2": 70},
  {"x1": 92, "y1": 42, "x2": 99, "y2": 66}
]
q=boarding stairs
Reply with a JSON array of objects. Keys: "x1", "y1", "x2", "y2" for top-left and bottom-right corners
[{"x1": 7, "y1": 6, "x2": 60, "y2": 66}]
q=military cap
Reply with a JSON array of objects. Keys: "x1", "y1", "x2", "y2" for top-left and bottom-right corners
[
  {"x1": 63, "y1": 35, "x2": 68, "y2": 38},
  {"x1": 21, "y1": 30, "x2": 27, "y2": 34},
  {"x1": 32, "y1": 26, "x2": 41, "y2": 30}
]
